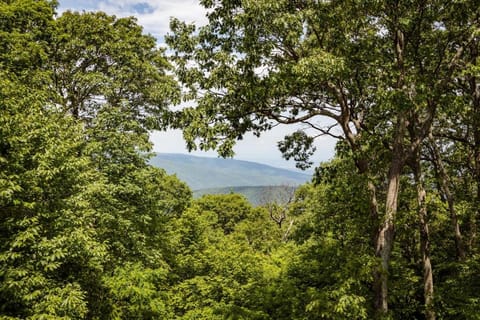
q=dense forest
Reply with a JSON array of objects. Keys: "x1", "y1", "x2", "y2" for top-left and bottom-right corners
[{"x1": 1, "y1": 0, "x2": 479, "y2": 319}]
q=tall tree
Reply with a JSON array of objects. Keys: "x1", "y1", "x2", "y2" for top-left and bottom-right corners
[
  {"x1": 167, "y1": 0, "x2": 478, "y2": 314},
  {"x1": 409, "y1": 147, "x2": 435, "y2": 319},
  {"x1": 1, "y1": 3, "x2": 191, "y2": 318},
  {"x1": 0, "y1": 2, "x2": 106, "y2": 317},
  {"x1": 0, "y1": 82, "x2": 108, "y2": 318},
  {"x1": 45, "y1": 8, "x2": 192, "y2": 270},
  {"x1": 49, "y1": 10, "x2": 179, "y2": 128}
]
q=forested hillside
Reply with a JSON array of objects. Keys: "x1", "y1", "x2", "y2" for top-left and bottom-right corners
[{"x1": 1, "y1": 1, "x2": 479, "y2": 319}]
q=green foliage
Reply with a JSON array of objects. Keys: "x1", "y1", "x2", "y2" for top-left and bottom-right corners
[
  {"x1": 2, "y1": 0, "x2": 480, "y2": 319},
  {"x1": 105, "y1": 263, "x2": 172, "y2": 319},
  {"x1": 285, "y1": 159, "x2": 374, "y2": 319},
  {"x1": 278, "y1": 131, "x2": 316, "y2": 170},
  {"x1": 166, "y1": 194, "x2": 281, "y2": 319},
  {"x1": 0, "y1": 0, "x2": 55, "y2": 79},
  {"x1": 50, "y1": 10, "x2": 179, "y2": 127},
  {"x1": 0, "y1": 78, "x2": 107, "y2": 318},
  {"x1": 193, "y1": 194, "x2": 256, "y2": 234},
  {"x1": 167, "y1": 1, "x2": 480, "y2": 318},
  {"x1": 1, "y1": 2, "x2": 189, "y2": 318}
]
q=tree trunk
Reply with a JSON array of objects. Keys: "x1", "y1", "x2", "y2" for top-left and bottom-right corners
[
  {"x1": 373, "y1": 156, "x2": 402, "y2": 315},
  {"x1": 470, "y1": 59, "x2": 480, "y2": 252},
  {"x1": 368, "y1": 180, "x2": 380, "y2": 246},
  {"x1": 413, "y1": 156, "x2": 435, "y2": 320},
  {"x1": 473, "y1": 130, "x2": 480, "y2": 250},
  {"x1": 429, "y1": 135, "x2": 465, "y2": 259},
  {"x1": 373, "y1": 111, "x2": 409, "y2": 316}
]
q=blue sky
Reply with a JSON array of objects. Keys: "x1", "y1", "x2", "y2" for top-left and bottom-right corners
[{"x1": 57, "y1": 0, "x2": 336, "y2": 170}]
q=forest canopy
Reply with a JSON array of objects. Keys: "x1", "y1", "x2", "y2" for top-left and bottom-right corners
[{"x1": 1, "y1": 0, "x2": 479, "y2": 319}]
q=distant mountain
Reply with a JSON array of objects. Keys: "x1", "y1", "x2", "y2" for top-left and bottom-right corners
[{"x1": 149, "y1": 153, "x2": 312, "y2": 190}]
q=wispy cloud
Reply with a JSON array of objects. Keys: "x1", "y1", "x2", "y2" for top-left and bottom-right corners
[{"x1": 58, "y1": 0, "x2": 208, "y2": 42}]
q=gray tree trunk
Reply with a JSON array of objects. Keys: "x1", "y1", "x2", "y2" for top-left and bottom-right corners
[
  {"x1": 374, "y1": 155, "x2": 403, "y2": 315},
  {"x1": 413, "y1": 156, "x2": 435, "y2": 320},
  {"x1": 429, "y1": 135, "x2": 465, "y2": 259}
]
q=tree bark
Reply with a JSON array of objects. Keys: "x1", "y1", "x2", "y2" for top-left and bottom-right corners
[
  {"x1": 368, "y1": 180, "x2": 380, "y2": 246},
  {"x1": 413, "y1": 155, "x2": 435, "y2": 320},
  {"x1": 429, "y1": 135, "x2": 465, "y2": 259},
  {"x1": 469, "y1": 50, "x2": 480, "y2": 251},
  {"x1": 373, "y1": 113, "x2": 408, "y2": 316},
  {"x1": 373, "y1": 161, "x2": 400, "y2": 314}
]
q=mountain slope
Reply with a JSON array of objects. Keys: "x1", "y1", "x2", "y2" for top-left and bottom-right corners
[{"x1": 149, "y1": 153, "x2": 311, "y2": 190}]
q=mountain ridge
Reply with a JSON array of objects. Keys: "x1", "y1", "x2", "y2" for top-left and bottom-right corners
[{"x1": 149, "y1": 153, "x2": 312, "y2": 190}]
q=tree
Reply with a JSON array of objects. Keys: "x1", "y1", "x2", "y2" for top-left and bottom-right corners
[
  {"x1": 1, "y1": 3, "x2": 191, "y2": 318},
  {"x1": 0, "y1": 72, "x2": 107, "y2": 320},
  {"x1": 282, "y1": 158, "x2": 374, "y2": 319},
  {"x1": 259, "y1": 185, "x2": 296, "y2": 241},
  {"x1": 49, "y1": 10, "x2": 179, "y2": 128},
  {"x1": 167, "y1": 0, "x2": 479, "y2": 315},
  {"x1": 166, "y1": 194, "x2": 278, "y2": 319},
  {"x1": 45, "y1": 9, "x2": 192, "y2": 270},
  {"x1": 0, "y1": 0, "x2": 55, "y2": 81},
  {"x1": 0, "y1": 2, "x2": 109, "y2": 318},
  {"x1": 46, "y1": 12, "x2": 193, "y2": 318}
]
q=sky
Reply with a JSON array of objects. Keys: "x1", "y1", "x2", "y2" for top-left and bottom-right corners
[{"x1": 57, "y1": 0, "x2": 336, "y2": 171}]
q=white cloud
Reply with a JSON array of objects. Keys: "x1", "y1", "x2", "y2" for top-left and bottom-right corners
[{"x1": 59, "y1": 0, "x2": 208, "y2": 41}]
